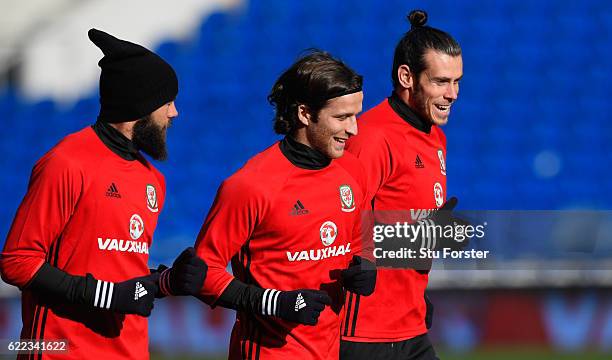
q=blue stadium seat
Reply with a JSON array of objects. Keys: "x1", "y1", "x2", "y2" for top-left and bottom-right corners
[{"x1": 2, "y1": 0, "x2": 612, "y2": 250}]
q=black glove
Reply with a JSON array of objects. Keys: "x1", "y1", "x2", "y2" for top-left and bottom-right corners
[
  {"x1": 341, "y1": 256, "x2": 377, "y2": 296},
  {"x1": 28, "y1": 262, "x2": 158, "y2": 317},
  {"x1": 424, "y1": 293, "x2": 434, "y2": 329},
  {"x1": 99, "y1": 274, "x2": 158, "y2": 316},
  {"x1": 422, "y1": 196, "x2": 471, "y2": 251},
  {"x1": 260, "y1": 288, "x2": 332, "y2": 326},
  {"x1": 159, "y1": 247, "x2": 208, "y2": 296},
  {"x1": 150, "y1": 264, "x2": 169, "y2": 298}
]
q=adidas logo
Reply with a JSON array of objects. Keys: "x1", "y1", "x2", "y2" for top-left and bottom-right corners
[
  {"x1": 289, "y1": 200, "x2": 309, "y2": 216},
  {"x1": 134, "y1": 282, "x2": 148, "y2": 300},
  {"x1": 294, "y1": 292, "x2": 306, "y2": 311},
  {"x1": 415, "y1": 155, "x2": 425, "y2": 169},
  {"x1": 106, "y1": 183, "x2": 122, "y2": 198}
]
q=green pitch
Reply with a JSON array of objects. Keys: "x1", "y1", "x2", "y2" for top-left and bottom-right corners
[
  {"x1": 151, "y1": 348, "x2": 611, "y2": 360},
  {"x1": 437, "y1": 348, "x2": 611, "y2": 360}
]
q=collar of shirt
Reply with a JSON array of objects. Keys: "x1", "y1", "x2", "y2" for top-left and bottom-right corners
[
  {"x1": 388, "y1": 91, "x2": 432, "y2": 134},
  {"x1": 279, "y1": 135, "x2": 331, "y2": 170},
  {"x1": 92, "y1": 121, "x2": 140, "y2": 161}
]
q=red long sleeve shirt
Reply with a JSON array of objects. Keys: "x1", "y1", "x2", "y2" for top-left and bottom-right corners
[
  {"x1": 195, "y1": 141, "x2": 368, "y2": 360},
  {"x1": 1, "y1": 126, "x2": 165, "y2": 359},
  {"x1": 342, "y1": 98, "x2": 447, "y2": 342}
]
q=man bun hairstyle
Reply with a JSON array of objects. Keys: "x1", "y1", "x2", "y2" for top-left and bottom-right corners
[
  {"x1": 268, "y1": 50, "x2": 363, "y2": 135},
  {"x1": 392, "y1": 9, "x2": 461, "y2": 88},
  {"x1": 408, "y1": 9, "x2": 428, "y2": 28}
]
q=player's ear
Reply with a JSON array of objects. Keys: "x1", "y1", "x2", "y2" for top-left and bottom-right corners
[
  {"x1": 397, "y1": 64, "x2": 414, "y2": 90},
  {"x1": 297, "y1": 104, "x2": 313, "y2": 126}
]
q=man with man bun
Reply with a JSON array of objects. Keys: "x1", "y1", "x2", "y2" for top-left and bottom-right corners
[{"x1": 341, "y1": 10, "x2": 465, "y2": 360}]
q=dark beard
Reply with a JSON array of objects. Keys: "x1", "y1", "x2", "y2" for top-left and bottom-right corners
[{"x1": 132, "y1": 115, "x2": 168, "y2": 161}]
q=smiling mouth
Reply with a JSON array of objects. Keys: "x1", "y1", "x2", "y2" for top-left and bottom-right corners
[
  {"x1": 434, "y1": 104, "x2": 451, "y2": 113},
  {"x1": 333, "y1": 137, "x2": 347, "y2": 146}
]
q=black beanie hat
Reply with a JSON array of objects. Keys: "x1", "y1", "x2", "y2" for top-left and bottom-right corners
[{"x1": 88, "y1": 28, "x2": 178, "y2": 123}]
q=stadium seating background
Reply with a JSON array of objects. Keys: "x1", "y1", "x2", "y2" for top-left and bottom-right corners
[
  {"x1": 2, "y1": 0, "x2": 611, "y2": 265},
  {"x1": 1, "y1": 0, "x2": 611, "y2": 357}
]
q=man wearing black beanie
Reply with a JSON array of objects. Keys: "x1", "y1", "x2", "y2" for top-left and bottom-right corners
[{"x1": 0, "y1": 29, "x2": 207, "y2": 360}]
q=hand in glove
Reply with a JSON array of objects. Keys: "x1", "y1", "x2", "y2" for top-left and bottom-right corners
[
  {"x1": 159, "y1": 247, "x2": 208, "y2": 296},
  {"x1": 341, "y1": 255, "x2": 377, "y2": 296},
  {"x1": 260, "y1": 288, "x2": 332, "y2": 326}
]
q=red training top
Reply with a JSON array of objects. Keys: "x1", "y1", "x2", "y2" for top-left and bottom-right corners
[
  {"x1": 1, "y1": 127, "x2": 165, "y2": 360},
  {"x1": 195, "y1": 142, "x2": 368, "y2": 360},
  {"x1": 342, "y1": 98, "x2": 447, "y2": 342}
]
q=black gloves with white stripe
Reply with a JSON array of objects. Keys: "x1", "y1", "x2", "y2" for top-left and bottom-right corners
[
  {"x1": 419, "y1": 197, "x2": 470, "y2": 251},
  {"x1": 341, "y1": 255, "x2": 377, "y2": 296},
  {"x1": 158, "y1": 247, "x2": 207, "y2": 296},
  {"x1": 372, "y1": 196, "x2": 470, "y2": 270},
  {"x1": 261, "y1": 289, "x2": 332, "y2": 326},
  {"x1": 98, "y1": 275, "x2": 158, "y2": 316},
  {"x1": 216, "y1": 279, "x2": 332, "y2": 326},
  {"x1": 28, "y1": 262, "x2": 158, "y2": 317},
  {"x1": 28, "y1": 248, "x2": 207, "y2": 317}
]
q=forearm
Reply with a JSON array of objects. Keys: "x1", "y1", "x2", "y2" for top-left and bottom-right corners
[
  {"x1": 27, "y1": 263, "x2": 99, "y2": 306},
  {"x1": 217, "y1": 279, "x2": 278, "y2": 316},
  {"x1": 27, "y1": 263, "x2": 158, "y2": 316},
  {"x1": 214, "y1": 279, "x2": 331, "y2": 326}
]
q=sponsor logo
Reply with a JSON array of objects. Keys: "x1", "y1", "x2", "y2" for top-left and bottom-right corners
[
  {"x1": 146, "y1": 184, "x2": 158, "y2": 213},
  {"x1": 438, "y1": 149, "x2": 446, "y2": 176},
  {"x1": 415, "y1": 155, "x2": 425, "y2": 169},
  {"x1": 287, "y1": 220, "x2": 350, "y2": 262},
  {"x1": 286, "y1": 243, "x2": 351, "y2": 262},
  {"x1": 434, "y1": 182, "x2": 444, "y2": 207},
  {"x1": 295, "y1": 293, "x2": 306, "y2": 311},
  {"x1": 97, "y1": 238, "x2": 149, "y2": 254},
  {"x1": 129, "y1": 214, "x2": 144, "y2": 240},
  {"x1": 105, "y1": 183, "x2": 121, "y2": 198},
  {"x1": 410, "y1": 208, "x2": 436, "y2": 221},
  {"x1": 134, "y1": 282, "x2": 148, "y2": 300},
  {"x1": 339, "y1": 185, "x2": 355, "y2": 212},
  {"x1": 289, "y1": 200, "x2": 309, "y2": 216},
  {"x1": 320, "y1": 221, "x2": 337, "y2": 246}
]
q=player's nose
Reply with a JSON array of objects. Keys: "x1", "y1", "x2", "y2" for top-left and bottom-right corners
[
  {"x1": 346, "y1": 116, "x2": 358, "y2": 137},
  {"x1": 444, "y1": 83, "x2": 458, "y2": 101},
  {"x1": 168, "y1": 101, "x2": 179, "y2": 118}
]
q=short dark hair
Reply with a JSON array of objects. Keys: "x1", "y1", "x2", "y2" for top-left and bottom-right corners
[
  {"x1": 268, "y1": 50, "x2": 363, "y2": 135},
  {"x1": 392, "y1": 10, "x2": 462, "y2": 88}
]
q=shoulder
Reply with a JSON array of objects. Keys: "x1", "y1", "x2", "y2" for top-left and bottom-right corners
[
  {"x1": 32, "y1": 128, "x2": 95, "y2": 176},
  {"x1": 346, "y1": 121, "x2": 391, "y2": 160},
  {"x1": 348, "y1": 100, "x2": 395, "y2": 151},
  {"x1": 335, "y1": 152, "x2": 368, "y2": 197},
  {"x1": 137, "y1": 156, "x2": 166, "y2": 191},
  {"x1": 55, "y1": 126, "x2": 98, "y2": 152},
  {"x1": 359, "y1": 99, "x2": 393, "y2": 123},
  {"x1": 336, "y1": 151, "x2": 364, "y2": 173},
  {"x1": 40, "y1": 127, "x2": 102, "y2": 168},
  {"x1": 432, "y1": 126, "x2": 447, "y2": 147},
  {"x1": 217, "y1": 142, "x2": 288, "y2": 201}
]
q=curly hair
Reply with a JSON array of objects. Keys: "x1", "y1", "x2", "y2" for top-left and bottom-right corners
[{"x1": 268, "y1": 50, "x2": 363, "y2": 135}]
